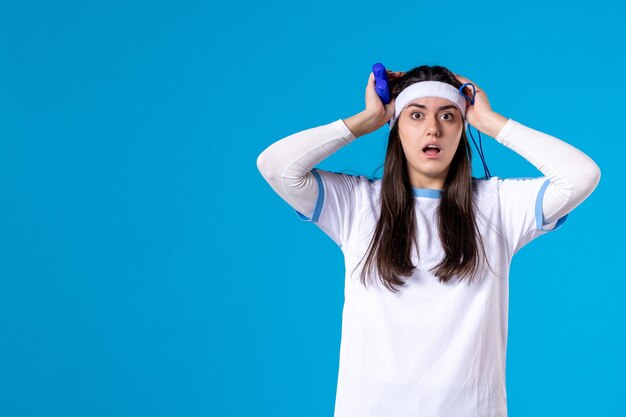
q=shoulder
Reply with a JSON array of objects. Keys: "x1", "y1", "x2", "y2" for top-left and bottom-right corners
[
  {"x1": 313, "y1": 168, "x2": 375, "y2": 188},
  {"x1": 473, "y1": 175, "x2": 552, "y2": 214},
  {"x1": 472, "y1": 175, "x2": 548, "y2": 194},
  {"x1": 471, "y1": 176, "x2": 500, "y2": 200},
  {"x1": 493, "y1": 175, "x2": 550, "y2": 196},
  {"x1": 311, "y1": 169, "x2": 378, "y2": 204},
  {"x1": 471, "y1": 175, "x2": 544, "y2": 207}
]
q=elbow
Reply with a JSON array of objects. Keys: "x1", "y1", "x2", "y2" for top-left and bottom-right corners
[
  {"x1": 256, "y1": 150, "x2": 271, "y2": 180},
  {"x1": 578, "y1": 160, "x2": 602, "y2": 197},
  {"x1": 594, "y1": 163, "x2": 601, "y2": 187},
  {"x1": 256, "y1": 149, "x2": 281, "y2": 181},
  {"x1": 256, "y1": 151, "x2": 267, "y2": 175},
  {"x1": 588, "y1": 160, "x2": 601, "y2": 190}
]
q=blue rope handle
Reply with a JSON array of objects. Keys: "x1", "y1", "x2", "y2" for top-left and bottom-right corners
[{"x1": 458, "y1": 82, "x2": 492, "y2": 179}]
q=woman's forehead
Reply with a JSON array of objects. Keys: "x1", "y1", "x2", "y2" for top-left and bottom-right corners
[{"x1": 407, "y1": 97, "x2": 458, "y2": 109}]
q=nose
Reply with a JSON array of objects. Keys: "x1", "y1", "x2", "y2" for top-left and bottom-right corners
[{"x1": 426, "y1": 118, "x2": 440, "y2": 137}]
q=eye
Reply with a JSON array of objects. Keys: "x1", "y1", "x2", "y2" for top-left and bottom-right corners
[{"x1": 410, "y1": 112, "x2": 455, "y2": 121}]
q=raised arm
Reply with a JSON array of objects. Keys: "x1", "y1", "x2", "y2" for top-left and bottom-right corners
[
  {"x1": 486, "y1": 114, "x2": 601, "y2": 223},
  {"x1": 256, "y1": 71, "x2": 401, "y2": 218},
  {"x1": 255, "y1": 116, "x2": 358, "y2": 218},
  {"x1": 454, "y1": 73, "x2": 601, "y2": 223}
]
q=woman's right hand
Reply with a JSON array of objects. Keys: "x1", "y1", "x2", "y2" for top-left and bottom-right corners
[{"x1": 363, "y1": 70, "x2": 405, "y2": 130}]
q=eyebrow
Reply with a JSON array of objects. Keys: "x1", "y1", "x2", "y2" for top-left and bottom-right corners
[{"x1": 407, "y1": 104, "x2": 457, "y2": 111}]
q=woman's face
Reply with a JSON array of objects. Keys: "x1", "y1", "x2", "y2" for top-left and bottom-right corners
[{"x1": 397, "y1": 97, "x2": 464, "y2": 189}]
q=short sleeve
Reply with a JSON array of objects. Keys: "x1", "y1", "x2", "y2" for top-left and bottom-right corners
[
  {"x1": 497, "y1": 176, "x2": 569, "y2": 255},
  {"x1": 294, "y1": 168, "x2": 362, "y2": 247}
]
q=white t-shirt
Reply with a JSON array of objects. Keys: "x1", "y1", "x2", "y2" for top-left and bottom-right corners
[{"x1": 295, "y1": 169, "x2": 568, "y2": 417}]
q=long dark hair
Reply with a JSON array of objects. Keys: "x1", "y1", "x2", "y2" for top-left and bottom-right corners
[{"x1": 354, "y1": 65, "x2": 496, "y2": 293}]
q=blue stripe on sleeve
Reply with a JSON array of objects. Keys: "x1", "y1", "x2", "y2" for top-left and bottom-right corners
[
  {"x1": 294, "y1": 168, "x2": 324, "y2": 222},
  {"x1": 535, "y1": 178, "x2": 569, "y2": 231}
]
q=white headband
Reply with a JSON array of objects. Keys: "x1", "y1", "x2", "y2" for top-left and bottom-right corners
[{"x1": 389, "y1": 81, "x2": 467, "y2": 130}]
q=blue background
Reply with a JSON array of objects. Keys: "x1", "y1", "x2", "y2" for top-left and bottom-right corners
[{"x1": 0, "y1": 0, "x2": 623, "y2": 416}]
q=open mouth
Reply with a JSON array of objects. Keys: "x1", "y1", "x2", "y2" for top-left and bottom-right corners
[{"x1": 422, "y1": 145, "x2": 442, "y2": 156}]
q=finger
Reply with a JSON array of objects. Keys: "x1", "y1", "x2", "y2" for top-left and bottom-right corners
[
  {"x1": 455, "y1": 75, "x2": 479, "y2": 95},
  {"x1": 454, "y1": 74, "x2": 473, "y2": 85},
  {"x1": 455, "y1": 74, "x2": 476, "y2": 87}
]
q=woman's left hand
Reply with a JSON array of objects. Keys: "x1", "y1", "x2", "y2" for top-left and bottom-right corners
[
  {"x1": 454, "y1": 73, "x2": 508, "y2": 137},
  {"x1": 453, "y1": 73, "x2": 494, "y2": 127}
]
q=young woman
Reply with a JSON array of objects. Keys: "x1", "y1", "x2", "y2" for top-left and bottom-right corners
[{"x1": 256, "y1": 65, "x2": 600, "y2": 417}]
